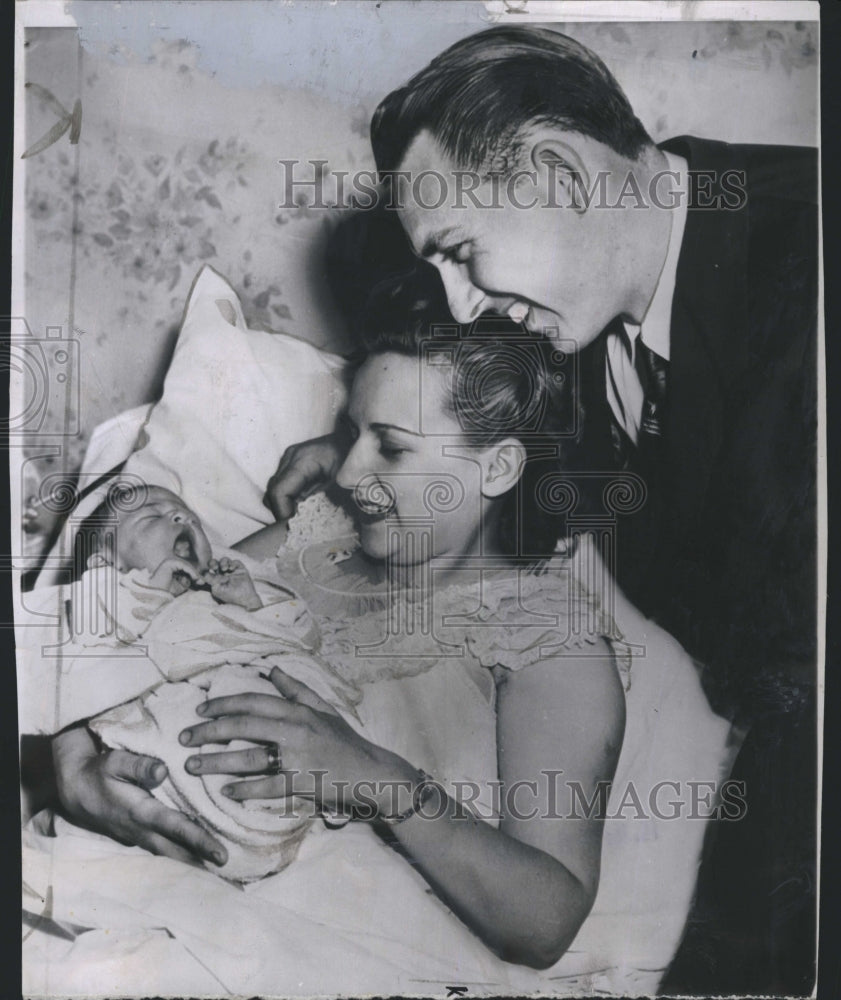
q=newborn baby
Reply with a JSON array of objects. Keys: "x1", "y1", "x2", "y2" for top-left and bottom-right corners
[{"x1": 70, "y1": 485, "x2": 359, "y2": 881}]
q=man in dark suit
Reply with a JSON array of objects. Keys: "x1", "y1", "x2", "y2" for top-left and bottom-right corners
[
  {"x1": 575, "y1": 135, "x2": 818, "y2": 995},
  {"x1": 269, "y1": 25, "x2": 818, "y2": 995}
]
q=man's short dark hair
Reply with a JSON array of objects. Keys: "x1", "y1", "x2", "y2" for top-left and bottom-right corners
[{"x1": 371, "y1": 26, "x2": 652, "y2": 178}]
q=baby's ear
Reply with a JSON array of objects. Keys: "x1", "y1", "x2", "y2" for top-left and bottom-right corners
[{"x1": 86, "y1": 551, "x2": 112, "y2": 569}]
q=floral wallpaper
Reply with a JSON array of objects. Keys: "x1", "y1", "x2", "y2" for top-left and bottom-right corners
[{"x1": 20, "y1": 31, "x2": 368, "y2": 560}]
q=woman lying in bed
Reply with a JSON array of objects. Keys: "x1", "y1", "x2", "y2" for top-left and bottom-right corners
[{"x1": 36, "y1": 279, "x2": 730, "y2": 996}]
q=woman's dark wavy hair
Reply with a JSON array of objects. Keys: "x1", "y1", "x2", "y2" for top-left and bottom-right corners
[
  {"x1": 355, "y1": 267, "x2": 582, "y2": 560},
  {"x1": 370, "y1": 26, "x2": 652, "y2": 180}
]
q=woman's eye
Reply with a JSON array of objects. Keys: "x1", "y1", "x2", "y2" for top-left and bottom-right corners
[
  {"x1": 442, "y1": 243, "x2": 470, "y2": 265},
  {"x1": 379, "y1": 442, "x2": 405, "y2": 459}
]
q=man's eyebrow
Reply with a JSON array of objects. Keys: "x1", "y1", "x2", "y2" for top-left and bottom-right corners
[
  {"x1": 371, "y1": 422, "x2": 423, "y2": 438},
  {"x1": 419, "y1": 226, "x2": 463, "y2": 259}
]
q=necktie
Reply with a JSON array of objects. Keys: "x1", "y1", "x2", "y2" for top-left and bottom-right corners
[
  {"x1": 606, "y1": 338, "x2": 669, "y2": 470},
  {"x1": 636, "y1": 342, "x2": 669, "y2": 448}
]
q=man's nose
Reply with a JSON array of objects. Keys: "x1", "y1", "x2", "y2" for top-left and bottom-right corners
[{"x1": 438, "y1": 263, "x2": 487, "y2": 324}]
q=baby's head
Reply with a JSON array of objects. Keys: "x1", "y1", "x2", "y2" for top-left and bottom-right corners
[{"x1": 79, "y1": 484, "x2": 212, "y2": 577}]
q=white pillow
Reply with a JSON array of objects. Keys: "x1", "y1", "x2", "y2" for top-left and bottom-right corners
[{"x1": 124, "y1": 266, "x2": 348, "y2": 546}]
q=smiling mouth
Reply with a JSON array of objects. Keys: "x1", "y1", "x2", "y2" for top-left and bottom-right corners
[
  {"x1": 354, "y1": 494, "x2": 396, "y2": 523},
  {"x1": 507, "y1": 302, "x2": 543, "y2": 333},
  {"x1": 353, "y1": 479, "x2": 397, "y2": 521},
  {"x1": 355, "y1": 502, "x2": 392, "y2": 523}
]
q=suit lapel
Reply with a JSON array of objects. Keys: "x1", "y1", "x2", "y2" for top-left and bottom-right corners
[
  {"x1": 575, "y1": 137, "x2": 752, "y2": 606},
  {"x1": 658, "y1": 136, "x2": 750, "y2": 529}
]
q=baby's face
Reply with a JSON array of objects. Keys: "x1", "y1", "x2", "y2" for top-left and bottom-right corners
[{"x1": 114, "y1": 486, "x2": 212, "y2": 574}]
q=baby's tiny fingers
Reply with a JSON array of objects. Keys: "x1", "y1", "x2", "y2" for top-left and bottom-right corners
[{"x1": 166, "y1": 557, "x2": 200, "y2": 581}]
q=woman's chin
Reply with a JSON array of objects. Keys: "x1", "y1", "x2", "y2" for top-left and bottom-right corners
[
  {"x1": 357, "y1": 520, "x2": 428, "y2": 567},
  {"x1": 357, "y1": 519, "x2": 390, "y2": 559}
]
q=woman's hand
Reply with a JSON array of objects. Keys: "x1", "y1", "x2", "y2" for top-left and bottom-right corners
[
  {"x1": 52, "y1": 724, "x2": 227, "y2": 866},
  {"x1": 180, "y1": 667, "x2": 417, "y2": 815},
  {"x1": 181, "y1": 651, "x2": 623, "y2": 970},
  {"x1": 263, "y1": 432, "x2": 348, "y2": 522}
]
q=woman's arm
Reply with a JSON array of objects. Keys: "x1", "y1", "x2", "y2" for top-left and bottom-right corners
[
  {"x1": 239, "y1": 429, "x2": 353, "y2": 559},
  {"x1": 180, "y1": 642, "x2": 625, "y2": 969},
  {"x1": 239, "y1": 427, "x2": 355, "y2": 560},
  {"x1": 233, "y1": 520, "x2": 288, "y2": 561},
  {"x1": 383, "y1": 642, "x2": 625, "y2": 968}
]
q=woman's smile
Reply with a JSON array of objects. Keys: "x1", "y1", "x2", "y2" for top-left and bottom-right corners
[
  {"x1": 336, "y1": 353, "x2": 498, "y2": 567},
  {"x1": 353, "y1": 479, "x2": 397, "y2": 519}
]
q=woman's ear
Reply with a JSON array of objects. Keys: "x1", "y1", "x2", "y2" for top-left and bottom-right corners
[
  {"x1": 529, "y1": 137, "x2": 590, "y2": 215},
  {"x1": 480, "y1": 439, "x2": 527, "y2": 499}
]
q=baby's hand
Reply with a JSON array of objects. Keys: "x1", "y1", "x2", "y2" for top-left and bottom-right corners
[
  {"x1": 148, "y1": 557, "x2": 201, "y2": 596},
  {"x1": 203, "y1": 557, "x2": 262, "y2": 611}
]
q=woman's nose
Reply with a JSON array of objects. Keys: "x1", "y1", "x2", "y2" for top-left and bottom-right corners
[
  {"x1": 335, "y1": 440, "x2": 364, "y2": 492},
  {"x1": 438, "y1": 263, "x2": 486, "y2": 324}
]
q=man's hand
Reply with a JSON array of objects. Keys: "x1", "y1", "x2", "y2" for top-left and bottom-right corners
[
  {"x1": 52, "y1": 725, "x2": 227, "y2": 867},
  {"x1": 203, "y1": 557, "x2": 262, "y2": 610},
  {"x1": 263, "y1": 432, "x2": 347, "y2": 522}
]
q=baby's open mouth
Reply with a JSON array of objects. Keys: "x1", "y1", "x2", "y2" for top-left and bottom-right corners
[{"x1": 173, "y1": 530, "x2": 196, "y2": 562}]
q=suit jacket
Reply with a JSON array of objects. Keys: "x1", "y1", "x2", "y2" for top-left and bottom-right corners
[{"x1": 578, "y1": 136, "x2": 819, "y2": 720}]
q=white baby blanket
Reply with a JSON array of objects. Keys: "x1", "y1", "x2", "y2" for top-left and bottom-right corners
[{"x1": 20, "y1": 553, "x2": 361, "y2": 881}]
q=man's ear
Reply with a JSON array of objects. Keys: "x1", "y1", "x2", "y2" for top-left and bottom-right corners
[
  {"x1": 530, "y1": 137, "x2": 590, "y2": 214},
  {"x1": 480, "y1": 439, "x2": 527, "y2": 499}
]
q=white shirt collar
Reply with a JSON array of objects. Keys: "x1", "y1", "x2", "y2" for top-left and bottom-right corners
[{"x1": 622, "y1": 149, "x2": 688, "y2": 363}]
